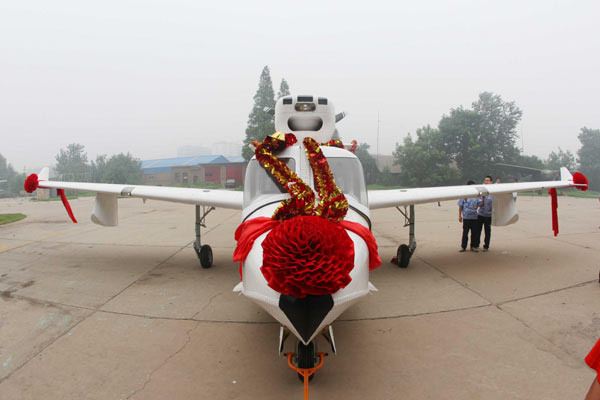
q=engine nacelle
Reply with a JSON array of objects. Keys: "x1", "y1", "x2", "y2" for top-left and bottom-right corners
[{"x1": 274, "y1": 95, "x2": 340, "y2": 143}]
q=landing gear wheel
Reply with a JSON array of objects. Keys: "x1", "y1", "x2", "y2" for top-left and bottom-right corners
[
  {"x1": 397, "y1": 244, "x2": 410, "y2": 268},
  {"x1": 296, "y1": 342, "x2": 316, "y2": 382},
  {"x1": 197, "y1": 244, "x2": 213, "y2": 269}
]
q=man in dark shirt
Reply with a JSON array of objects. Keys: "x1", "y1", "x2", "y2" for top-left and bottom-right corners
[
  {"x1": 473, "y1": 175, "x2": 493, "y2": 251},
  {"x1": 457, "y1": 180, "x2": 482, "y2": 252}
]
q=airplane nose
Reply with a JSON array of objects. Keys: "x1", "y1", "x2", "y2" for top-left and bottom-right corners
[{"x1": 279, "y1": 294, "x2": 333, "y2": 343}]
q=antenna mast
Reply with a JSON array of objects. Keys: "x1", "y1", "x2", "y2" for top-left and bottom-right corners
[{"x1": 376, "y1": 112, "x2": 380, "y2": 163}]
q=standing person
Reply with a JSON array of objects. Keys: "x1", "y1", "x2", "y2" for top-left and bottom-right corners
[
  {"x1": 458, "y1": 180, "x2": 482, "y2": 252},
  {"x1": 495, "y1": 177, "x2": 501, "y2": 184},
  {"x1": 473, "y1": 175, "x2": 493, "y2": 251}
]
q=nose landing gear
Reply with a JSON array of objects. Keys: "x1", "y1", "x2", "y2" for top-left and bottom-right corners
[{"x1": 284, "y1": 348, "x2": 327, "y2": 400}]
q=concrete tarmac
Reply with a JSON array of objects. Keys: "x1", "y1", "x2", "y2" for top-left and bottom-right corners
[{"x1": 0, "y1": 194, "x2": 599, "y2": 399}]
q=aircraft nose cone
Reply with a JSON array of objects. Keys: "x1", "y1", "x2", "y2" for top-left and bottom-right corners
[{"x1": 279, "y1": 294, "x2": 334, "y2": 343}]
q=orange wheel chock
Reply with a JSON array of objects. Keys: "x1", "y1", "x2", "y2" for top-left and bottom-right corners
[{"x1": 285, "y1": 352, "x2": 327, "y2": 400}]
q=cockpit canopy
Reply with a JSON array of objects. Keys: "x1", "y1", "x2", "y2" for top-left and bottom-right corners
[{"x1": 243, "y1": 155, "x2": 367, "y2": 209}]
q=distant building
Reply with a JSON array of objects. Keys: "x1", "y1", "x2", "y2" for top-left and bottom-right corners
[
  {"x1": 211, "y1": 141, "x2": 242, "y2": 158},
  {"x1": 375, "y1": 155, "x2": 402, "y2": 174},
  {"x1": 141, "y1": 155, "x2": 247, "y2": 187},
  {"x1": 177, "y1": 145, "x2": 211, "y2": 157}
]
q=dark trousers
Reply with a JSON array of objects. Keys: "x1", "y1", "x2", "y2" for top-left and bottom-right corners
[
  {"x1": 473, "y1": 215, "x2": 492, "y2": 249},
  {"x1": 461, "y1": 219, "x2": 478, "y2": 249}
]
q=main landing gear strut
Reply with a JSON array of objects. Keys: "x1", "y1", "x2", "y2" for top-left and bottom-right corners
[
  {"x1": 395, "y1": 204, "x2": 417, "y2": 268},
  {"x1": 193, "y1": 205, "x2": 215, "y2": 268}
]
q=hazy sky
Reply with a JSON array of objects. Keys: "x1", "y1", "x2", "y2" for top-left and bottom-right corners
[{"x1": 1, "y1": 0, "x2": 599, "y2": 172}]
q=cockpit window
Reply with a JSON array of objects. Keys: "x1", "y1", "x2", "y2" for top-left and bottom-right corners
[
  {"x1": 243, "y1": 156, "x2": 367, "y2": 209},
  {"x1": 244, "y1": 158, "x2": 295, "y2": 208},
  {"x1": 327, "y1": 158, "x2": 368, "y2": 206}
]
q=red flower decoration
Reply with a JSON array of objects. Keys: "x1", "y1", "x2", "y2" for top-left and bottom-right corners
[
  {"x1": 261, "y1": 215, "x2": 355, "y2": 298},
  {"x1": 24, "y1": 173, "x2": 39, "y2": 193},
  {"x1": 573, "y1": 172, "x2": 588, "y2": 191}
]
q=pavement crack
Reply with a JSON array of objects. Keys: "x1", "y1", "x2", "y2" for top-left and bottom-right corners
[
  {"x1": 496, "y1": 279, "x2": 597, "y2": 306},
  {"x1": 125, "y1": 321, "x2": 199, "y2": 399},
  {"x1": 415, "y1": 254, "x2": 495, "y2": 305},
  {"x1": 0, "y1": 238, "x2": 192, "y2": 386},
  {"x1": 192, "y1": 292, "x2": 224, "y2": 319}
]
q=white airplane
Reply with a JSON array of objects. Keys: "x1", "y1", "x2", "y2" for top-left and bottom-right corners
[{"x1": 23, "y1": 95, "x2": 588, "y2": 391}]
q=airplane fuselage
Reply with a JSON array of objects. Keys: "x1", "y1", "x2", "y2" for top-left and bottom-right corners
[{"x1": 238, "y1": 144, "x2": 374, "y2": 344}]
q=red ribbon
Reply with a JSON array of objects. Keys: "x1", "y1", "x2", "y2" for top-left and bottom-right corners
[
  {"x1": 549, "y1": 188, "x2": 558, "y2": 236},
  {"x1": 340, "y1": 220, "x2": 382, "y2": 271},
  {"x1": 57, "y1": 189, "x2": 78, "y2": 223},
  {"x1": 233, "y1": 217, "x2": 381, "y2": 281}
]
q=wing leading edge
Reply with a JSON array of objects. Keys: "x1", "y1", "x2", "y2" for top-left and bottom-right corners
[
  {"x1": 368, "y1": 167, "x2": 587, "y2": 210},
  {"x1": 26, "y1": 167, "x2": 243, "y2": 225},
  {"x1": 36, "y1": 179, "x2": 243, "y2": 209}
]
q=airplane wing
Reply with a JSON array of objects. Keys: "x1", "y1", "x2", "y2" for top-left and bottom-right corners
[
  {"x1": 368, "y1": 167, "x2": 587, "y2": 210},
  {"x1": 25, "y1": 167, "x2": 243, "y2": 226},
  {"x1": 36, "y1": 179, "x2": 243, "y2": 209}
]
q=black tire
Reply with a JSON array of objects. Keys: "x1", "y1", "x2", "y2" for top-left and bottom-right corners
[
  {"x1": 199, "y1": 245, "x2": 213, "y2": 268},
  {"x1": 397, "y1": 244, "x2": 410, "y2": 268},
  {"x1": 296, "y1": 342, "x2": 316, "y2": 383}
]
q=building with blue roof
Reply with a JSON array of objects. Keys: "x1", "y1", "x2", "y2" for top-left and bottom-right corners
[{"x1": 142, "y1": 155, "x2": 247, "y2": 187}]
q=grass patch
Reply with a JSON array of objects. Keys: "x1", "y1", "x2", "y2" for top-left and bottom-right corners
[{"x1": 0, "y1": 213, "x2": 27, "y2": 225}]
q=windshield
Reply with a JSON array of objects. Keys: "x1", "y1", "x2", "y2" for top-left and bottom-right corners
[
  {"x1": 244, "y1": 158, "x2": 296, "y2": 207},
  {"x1": 327, "y1": 157, "x2": 368, "y2": 206}
]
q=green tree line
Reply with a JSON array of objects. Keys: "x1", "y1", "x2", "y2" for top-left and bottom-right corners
[
  {"x1": 0, "y1": 154, "x2": 27, "y2": 197},
  {"x1": 55, "y1": 144, "x2": 143, "y2": 184},
  {"x1": 394, "y1": 92, "x2": 599, "y2": 189}
]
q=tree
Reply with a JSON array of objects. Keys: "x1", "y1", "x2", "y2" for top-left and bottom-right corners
[
  {"x1": 376, "y1": 166, "x2": 399, "y2": 186},
  {"x1": 354, "y1": 143, "x2": 379, "y2": 184},
  {"x1": 0, "y1": 154, "x2": 16, "y2": 182},
  {"x1": 6, "y1": 173, "x2": 26, "y2": 196},
  {"x1": 90, "y1": 155, "x2": 107, "y2": 183},
  {"x1": 472, "y1": 92, "x2": 522, "y2": 164},
  {"x1": 394, "y1": 126, "x2": 461, "y2": 187},
  {"x1": 577, "y1": 127, "x2": 600, "y2": 190},
  {"x1": 439, "y1": 92, "x2": 522, "y2": 181},
  {"x1": 55, "y1": 143, "x2": 89, "y2": 181},
  {"x1": 0, "y1": 154, "x2": 20, "y2": 198},
  {"x1": 546, "y1": 147, "x2": 576, "y2": 171},
  {"x1": 103, "y1": 153, "x2": 143, "y2": 184},
  {"x1": 242, "y1": 66, "x2": 276, "y2": 160},
  {"x1": 90, "y1": 153, "x2": 142, "y2": 184},
  {"x1": 277, "y1": 78, "x2": 290, "y2": 99},
  {"x1": 514, "y1": 154, "x2": 546, "y2": 170}
]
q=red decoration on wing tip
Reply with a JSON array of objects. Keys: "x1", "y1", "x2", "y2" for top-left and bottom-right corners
[
  {"x1": 573, "y1": 172, "x2": 588, "y2": 191},
  {"x1": 24, "y1": 174, "x2": 39, "y2": 193}
]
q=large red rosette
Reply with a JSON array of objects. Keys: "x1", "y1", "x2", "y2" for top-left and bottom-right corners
[
  {"x1": 24, "y1": 173, "x2": 39, "y2": 193},
  {"x1": 260, "y1": 215, "x2": 355, "y2": 298}
]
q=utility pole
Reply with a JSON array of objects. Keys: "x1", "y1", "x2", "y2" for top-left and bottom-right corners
[{"x1": 376, "y1": 112, "x2": 380, "y2": 164}]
